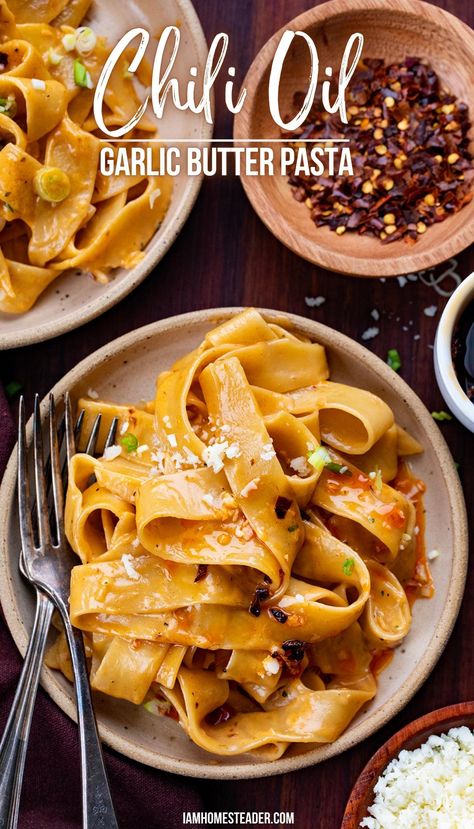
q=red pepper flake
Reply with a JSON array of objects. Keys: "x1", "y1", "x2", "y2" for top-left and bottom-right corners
[
  {"x1": 275, "y1": 496, "x2": 292, "y2": 519},
  {"x1": 284, "y1": 57, "x2": 474, "y2": 244},
  {"x1": 194, "y1": 564, "x2": 208, "y2": 583},
  {"x1": 205, "y1": 703, "x2": 235, "y2": 726},
  {"x1": 269, "y1": 607, "x2": 288, "y2": 624},
  {"x1": 249, "y1": 584, "x2": 270, "y2": 617}
]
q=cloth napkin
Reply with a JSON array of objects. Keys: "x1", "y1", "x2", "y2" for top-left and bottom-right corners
[{"x1": 0, "y1": 388, "x2": 204, "y2": 829}]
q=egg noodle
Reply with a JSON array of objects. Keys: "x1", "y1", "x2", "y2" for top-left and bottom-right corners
[
  {"x1": 0, "y1": 0, "x2": 172, "y2": 313},
  {"x1": 45, "y1": 310, "x2": 433, "y2": 758}
]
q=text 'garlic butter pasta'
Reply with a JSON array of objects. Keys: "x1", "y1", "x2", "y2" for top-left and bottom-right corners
[
  {"x1": 47, "y1": 309, "x2": 434, "y2": 758},
  {"x1": 0, "y1": 0, "x2": 172, "y2": 313}
]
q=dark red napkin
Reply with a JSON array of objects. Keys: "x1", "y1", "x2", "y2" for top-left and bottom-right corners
[{"x1": 0, "y1": 388, "x2": 204, "y2": 829}]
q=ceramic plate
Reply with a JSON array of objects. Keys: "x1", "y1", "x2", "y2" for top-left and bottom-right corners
[
  {"x1": 0, "y1": 0, "x2": 212, "y2": 349},
  {"x1": 0, "y1": 309, "x2": 468, "y2": 778}
]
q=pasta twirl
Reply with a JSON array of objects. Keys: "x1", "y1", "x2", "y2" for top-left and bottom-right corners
[
  {"x1": 47, "y1": 309, "x2": 434, "y2": 758},
  {"x1": 0, "y1": 0, "x2": 172, "y2": 313}
]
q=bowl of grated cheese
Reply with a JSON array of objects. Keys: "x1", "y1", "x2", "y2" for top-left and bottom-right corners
[{"x1": 342, "y1": 701, "x2": 474, "y2": 829}]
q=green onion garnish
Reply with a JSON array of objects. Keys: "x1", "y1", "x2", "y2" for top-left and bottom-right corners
[
  {"x1": 121, "y1": 433, "x2": 139, "y2": 453},
  {"x1": 73, "y1": 59, "x2": 93, "y2": 89},
  {"x1": 308, "y1": 446, "x2": 331, "y2": 472},
  {"x1": 387, "y1": 348, "x2": 401, "y2": 372},
  {"x1": 431, "y1": 411, "x2": 452, "y2": 422},
  {"x1": 5, "y1": 380, "x2": 22, "y2": 399},
  {"x1": 287, "y1": 524, "x2": 299, "y2": 533},
  {"x1": 369, "y1": 466, "x2": 383, "y2": 494},
  {"x1": 342, "y1": 558, "x2": 355, "y2": 576},
  {"x1": 326, "y1": 462, "x2": 349, "y2": 474}
]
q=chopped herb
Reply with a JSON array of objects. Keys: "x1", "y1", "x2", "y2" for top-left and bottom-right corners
[
  {"x1": 120, "y1": 432, "x2": 139, "y2": 453},
  {"x1": 308, "y1": 446, "x2": 331, "y2": 472},
  {"x1": 2, "y1": 201, "x2": 13, "y2": 212},
  {"x1": 387, "y1": 348, "x2": 401, "y2": 372},
  {"x1": 5, "y1": 380, "x2": 22, "y2": 399},
  {"x1": 369, "y1": 466, "x2": 383, "y2": 494},
  {"x1": 287, "y1": 524, "x2": 299, "y2": 533},
  {"x1": 368, "y1": 516, "x2": 375, "y2": 524},
  {"x1": 73, "y1": 59, "x2": 93, "y2": 89},
  {"x1": 342, "y1": 558, "x2": 355, "y2": 576},
  {"x1": 431, "y1": 411, "x2": 453, "y2": 421},
  {"x1": 326, "y1": 461, "x2": 350, "y2": 474}
]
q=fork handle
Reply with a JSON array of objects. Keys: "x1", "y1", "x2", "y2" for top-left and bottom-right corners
[
  {"x1": 0, "y1": 591, "x2": 54, "y2": 829},
  {"x1": 61, "y1": 616, "x2": 119, "y2": 829}
]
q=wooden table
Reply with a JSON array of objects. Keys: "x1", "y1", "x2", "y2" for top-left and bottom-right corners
[{"x1": 1, "y1": 1, "x2": 473, "y2": 826}]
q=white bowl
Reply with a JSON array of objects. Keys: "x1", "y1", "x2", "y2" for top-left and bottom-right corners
[
  {"x1": 0, "y1": 0, "x2": 212, "y2": 349},
  {"x1": 434, "y1": 272, "x2": 474, "y2": 433}
]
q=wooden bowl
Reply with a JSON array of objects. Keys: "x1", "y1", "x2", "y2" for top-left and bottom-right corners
[
  {"x1": 342, "y1": 701, "x2": 474, "y2": 827},
  {"x1": 0, "y1": 309, "x2": 468, "y2": 778},
  {"x1": 234, "y1": 0, "x2": 474, "y2": 277}
]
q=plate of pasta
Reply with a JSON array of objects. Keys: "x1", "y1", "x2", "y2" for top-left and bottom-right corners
[
  {"x1": 0, "y1": 308, "x2": 467, "y2": 778},
  {"x1": 0, "y1": 0, "x2": 211, "y2": 348}
]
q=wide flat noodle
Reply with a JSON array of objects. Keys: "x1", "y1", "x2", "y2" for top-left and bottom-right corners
[{"x1": 61, "y1": 310, "x2": 431, "y2": 759}]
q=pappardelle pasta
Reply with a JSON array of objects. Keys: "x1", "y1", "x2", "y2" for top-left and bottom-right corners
[
  {"x1": 47, "y1": 309, "x2": 433, "y2": 759},
  {"x1": 0, "y1": 0, "x2": 171, "y2": 314}
]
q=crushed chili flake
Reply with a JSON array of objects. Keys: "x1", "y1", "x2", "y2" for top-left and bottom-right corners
[
  {"x1": 281, "y1": 639, "x2": 306, "y2": 662},
  {"x1": 194, "y1": 564, "x2": 208, "y2": 583},
  {"x1": 205, "y1": 703, "x2": 235, "y2": 726},
  {"x1": 249, "y1": 584, "x2": 270, "y2": 617},
  {"x1": 269, "y1": 607, "x2": 289, "y2": 624},
  {"x1": 285, "y1": 57, "x2": 474, "y2": 244},
  {"x1": 275, "y1": 496, "x2": 292, "y2": 519}
]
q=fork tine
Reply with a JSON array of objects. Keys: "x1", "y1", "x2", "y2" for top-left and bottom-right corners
[
  {"x1": 33, "y1": 395, "x2": 51, "y2": 548},
  {"x1": 85, "y1": 414, "x2": 101, "y2": 456},
  {"x1": 64, "y1": 392, "x2": 76, "y2": 468},
  {"x1": 49, "y1": 395, "x2": 64, "y2": 547},
  {"x1": 104, "y1": 417, "x2": 118, "y2": 450},
  {"x1": 18, "y1": 397, "x2": 35, "y2": 555}
]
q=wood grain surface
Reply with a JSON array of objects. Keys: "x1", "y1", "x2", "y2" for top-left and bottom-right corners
[{"x1": 1, "y1": 1, "x2": 473, "y2": 827}]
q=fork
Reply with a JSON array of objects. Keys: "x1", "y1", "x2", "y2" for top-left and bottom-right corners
[{"x1": 0, "y1": 394, "x2": 119, "y2": 829}]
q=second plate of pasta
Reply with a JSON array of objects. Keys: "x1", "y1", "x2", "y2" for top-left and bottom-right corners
[
  {"x1": 0, "y1": 308, "x2": 467, "y2": 777},
  {"x1": 0, "y1": 0, "x2": 211, "y2": 347}
]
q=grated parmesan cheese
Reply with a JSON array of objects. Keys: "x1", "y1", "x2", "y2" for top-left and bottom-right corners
[
  {"x1": 262, "y1": 656, "x2": 281, "y2": 676},
  {"x1": 361, "y1": 327, "x2": 380, "y2": 341},
  {"x1": 103, "y1": 445, "x2": 121, "y2": 461},
  {"x1": 87, "y1": 387, "x2": 99, "y2": 399},
  {"x1": 305, "y1": 296, "x2": 326, "y2": 308},
  {"x1": 261, "y1": 442, "x2": 276, "y2": 461},
  {"x1": 361, "y1": 726, "x2": 474, "y2": 829},
  {"x1": 122, "y1": 554, "x2": 140, "y2": 581},
  {"x1": 32, "y1": 78, "x2": 46, "y2": 90}
]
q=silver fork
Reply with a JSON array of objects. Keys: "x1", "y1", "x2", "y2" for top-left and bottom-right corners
[{"x1": 0, "y1": 394, "x2": 119, "y2": 829}]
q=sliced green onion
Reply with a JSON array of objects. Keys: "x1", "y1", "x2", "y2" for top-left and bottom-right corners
[
  {"x1": 431, "y1": 411, "x2": 452, "y2": 422},
  {"x1": 387, "y1": 348, "x2": 401, "y2": 372},
  {"x1": 308, "y1": 446, "x2": 331, "y2": 472},
  {"x1": 73, "y1": 59, "x2": 93, "y2": 89},
  {"x1": 46, "y1": 48, "x2": 63, "y2": 66},
  {"x1": 326, "y1": 462, "x2": 349, "y2": 474},
  {"x1": 342, "y1": 558, "x2": 355, "y2": 576},
  {"x1": 33, "y1": 167, "x2": 71, "y2": 203},
  {"x1": 121, "y1": 432, "x2": 139, "y2": 453},
  {"x1": 0, "y1": 95, "x2": 17, "y2": 117},
  {"x1": 62, "y1": 33, "x2": 76, "y2": 52},
  {"x1": 369, "y1": 466, "x2": 383, "y2": 494},
  {"x1": 5, "y1": 380, "x2": 22, "y2": 399},
  {"x1": 287, "y1": 524, "x2": 299, "y2": 533},
  {"x1": 75, "y1": 26, "x2": 97, "y2": 55}
]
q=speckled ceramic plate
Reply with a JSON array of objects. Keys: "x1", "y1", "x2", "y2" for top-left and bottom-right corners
[
  {"x1": 0, "y1": 0, "x2": 212, "y2": 349},
  {"x1": 0, "y1": 309, "x2": 468, "y2": 778}
]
